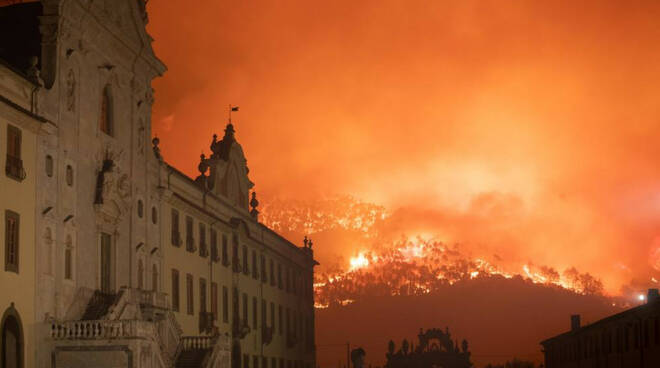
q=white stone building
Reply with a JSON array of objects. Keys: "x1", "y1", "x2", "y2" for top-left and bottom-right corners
[{"x1": 0, "y1": 1, "x2": 317, "y2": 367}]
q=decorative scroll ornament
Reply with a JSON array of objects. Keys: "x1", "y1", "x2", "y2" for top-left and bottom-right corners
[{"x1": 94, "y1": 148, "x2": 131, "y2": 223}]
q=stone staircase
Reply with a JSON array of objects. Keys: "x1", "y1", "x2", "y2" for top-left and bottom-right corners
[
  {"x1": 49, "y1": 287, "x2": 230, "y2": 368},
  {"x1": 80, "y1": 290, "x2": 121, "y2": 320}
]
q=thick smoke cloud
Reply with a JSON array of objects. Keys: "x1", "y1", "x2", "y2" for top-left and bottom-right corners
[{"x1": 147, "y1": 0, "x2": 660, "y2": 294}]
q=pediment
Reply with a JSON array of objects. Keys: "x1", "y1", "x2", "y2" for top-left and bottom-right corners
[{"x1": 87, "y1": 0, "x2": 165, "y2": 75}]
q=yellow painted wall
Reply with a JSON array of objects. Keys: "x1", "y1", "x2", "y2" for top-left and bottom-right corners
[
  {"x1": 0, "y1": 109, "x2": 38, "y2": 368},
  {"x1": 160, "y1": 184, "x2": 315, "y2": 367}
]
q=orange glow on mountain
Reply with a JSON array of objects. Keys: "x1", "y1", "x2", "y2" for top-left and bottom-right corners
[{"x1": 146, "y1": 0, "x2": 660, "y2": 303}]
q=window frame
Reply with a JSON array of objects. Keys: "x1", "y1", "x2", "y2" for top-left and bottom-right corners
[
  {"x1": 65, "y1": 165, "x2": 74, "y2": 187},
  {"x1": 171, "y1": 209, "x2": 180, "y2": 246},
  {"x1": 45, "y1": 155, "x2": 54, "y2": 178},
  {"x1": 186, "y1": 273, "x2": 194, "y2": 315},
  {"x1": 64, "y1": 235, "x2": 73, "y2": 280},
  {"x1": 171, "y1": 269, "x2": 180, "y2": 312},
  {"x1": 222, "y1": 286, "x2": 229, "y2": 323},
  {"x1": 200, "y1": 277, "x2": 207, "y2": 313},
  {"x1": 211, "y1": 282, "x2": 218, "y2": 321},
  {"x1": 99, "y1": 84, "x2": 114, "y2": 137},
  {"x1": 4, "y1": 210, "x2": 20, "y2": 273},
  {"x1": 185, "y1": 216, "x2": 195, "y2": 252}
]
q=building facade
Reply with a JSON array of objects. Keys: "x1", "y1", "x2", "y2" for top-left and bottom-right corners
[
  {"x1": 0, "y1": 51, "x2": 47, "y2": 368},
  {"x1": 0, "y1": 1, "x2": 317, "y2": 368},
  {"x1": 541, "y1": 289, "x2": 660, "y2": 368}
]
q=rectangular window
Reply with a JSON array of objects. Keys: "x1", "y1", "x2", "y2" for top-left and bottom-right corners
[
  {"x1": 100, "y1": 86, "x2": 113, "y2": 136},
  {"x1": 199, "y1": 223, "x2": 207, "y2": 257},
  {"x1": 261, "y1": 299, "x2": 267, "y2": 327},
  {"x1": 171, "y1": 209, "x2": 180, "y2": 246},
  {"x1": 270, "y1": 259, "x2": 275, "y2": 286},
  {"x1": 285, "y1": 268, "x2": 290, "y2": 292},
  {"x1": 278, "y1": 305, "x2": 283, "y2": 335},
  {"x1": 286, "y1": 308, "x2": 290, "y2": 335},
  {"x1": 270, "y1": 302, "x2": 275, "y2": 328},
  {"x1": 222, "y1": 286, "x2": 229, "y2": 323},
  {"x1": 261, "y1": 255, "x2": 267, "y2": 283},
  {"x1": 4, "y1": 210, "x2": 19, "y2": 273},
  {"x1": 232, "y1": 235, "x2": 239, "y2": 272},
  {"x1": 242, "y1": 293, "x2": 248, "y2": 321},
  {"x1": 253, "y1": 297, "x2": 258, "y2": 329},
  {"x1": 100, "y1": 233, "x2": 112, "y2": 292},
  {"x1": 211, "y1": 229, "x2": 218, "y2": 262},
  {"x1": 222, "y1": 234, "x2": 229, "y2": 266},
  {"x1": 64, "y1": 243, "x2": 72, "y2": 280},
  {"x1": 211, "y1": 282, "x2": 218, "y2": 320},
  {"x1": 232, "y1": 288, "x2": 239, "y2": 321},
  {"x1": 252, "y1": 250, "x2": 258, "y2": 279},
  {"x1": 186, "y1": 273, "x2": 194, "y2": 315},
  {"x1": 263, "y1": 357, "x2": 268, "y2": 368},
  {"x1": 6, "y1": 125, "x2": 24, "y2": 181},
  {"x1": 171, "y1": 269, "x2": 180, "y2": 312},
  {"x1": 278, "y1": 263, "x2": 282, "y2": 289},
  {"x1": 243, "y1": 246, "x2": 249, "y2": 275},
  {"x1": 253, "y1": 356, "x2": 259, "y2": 368},
  {"x1": 200, "y1": 277, "x2": 207, "y2": 312},
  {"x1": 185, "y1": 216, "x2": 195, "y2": 252},
  {"x1": 271, "y1": 358, "x2": 276, "y2": 368},
  {"x1": 243, "y1": 355, "x2": 249, "y2": 368}
]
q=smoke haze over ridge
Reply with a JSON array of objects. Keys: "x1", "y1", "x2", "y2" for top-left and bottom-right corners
[{"x1": 147, "y1": 0, "x2": 660, "y2": 295}]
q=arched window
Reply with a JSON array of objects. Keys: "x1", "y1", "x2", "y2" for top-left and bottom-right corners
[
  {"x1": 137, "y1": 200, "x2": 144, "y2": 218},
  {"x1": 137, "y1": 259, "x2": 144, "y2": 290},
  {"x1": 151, "y1": 207, "x2": 158, "y2": 224},
  {"x1": 64, "y1": 235, "x2": 73, "y2": 280},
  {"x1": 99, "y1": 85, "x2": 113, "y2": 136},
  {"x1": 152, "y1": 264, "x2": 158, "y2": 291},
  {"x1": 1, "y1": 305, "x2": 23, "y2": 368},
  {"x1": 44, "y1": 228, "x2": 53, "y2": 276}
]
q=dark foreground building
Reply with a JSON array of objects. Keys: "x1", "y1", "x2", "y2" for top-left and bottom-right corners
[
  {"x1": 385, "y1": 328, "x2": 472, "y2": 368},
  {"x1": 541, "y1": 289, "x2": 660, "y2": 368}
]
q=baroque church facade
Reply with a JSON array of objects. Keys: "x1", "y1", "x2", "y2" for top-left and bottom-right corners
[{"x1": 0, "y1": 1, "x2": 317, "y2": 368}]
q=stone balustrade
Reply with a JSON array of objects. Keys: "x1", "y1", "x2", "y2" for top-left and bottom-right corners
[
  {"x1": 180, "y1": 335, "x2": 215, "y2": 350},
  {"x1": 50, "y1": 319, "x2": 156, "y2": 340},
  {"x1": 132, "y1": 288, "x2": 169, "y2": 309}
]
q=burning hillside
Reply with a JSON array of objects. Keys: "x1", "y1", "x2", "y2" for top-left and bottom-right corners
[
  {"x1": 258, "y1": 196, "x2": 639, "y2": 309},
  {"x1": 313, "y1": 237, "x2": 606, "y2": 308},
  {"x1": 260, "y1": 196, "x2": 388, "y2": 236}
]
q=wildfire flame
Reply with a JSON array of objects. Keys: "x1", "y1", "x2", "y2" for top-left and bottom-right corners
[
  {"x1": 260, "y1": 196, "x2": 653, "y2": 309},
  {"x1": 349, "y1": 253, "x2": 370, "y2": 271},
  {"x1": 315, "y1": 237, "x2": 606, "y2": 308}
]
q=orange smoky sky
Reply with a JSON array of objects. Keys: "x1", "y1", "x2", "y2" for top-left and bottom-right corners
[{"x1": 147, "y1": 0, "x2": 660, "y2": 293}]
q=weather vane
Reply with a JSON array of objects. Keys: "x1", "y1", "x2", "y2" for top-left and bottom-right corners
[{"x1": 228, "y1": 104, "x2": 239, "y2": 123}]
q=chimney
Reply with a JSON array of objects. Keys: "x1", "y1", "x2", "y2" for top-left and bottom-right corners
[
  {"x1": 571, "y1": 315, "x2": 581, "y2": 332},
  {"x1": 648, "y1": 289, "x2": 659, "y2": 303}
]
